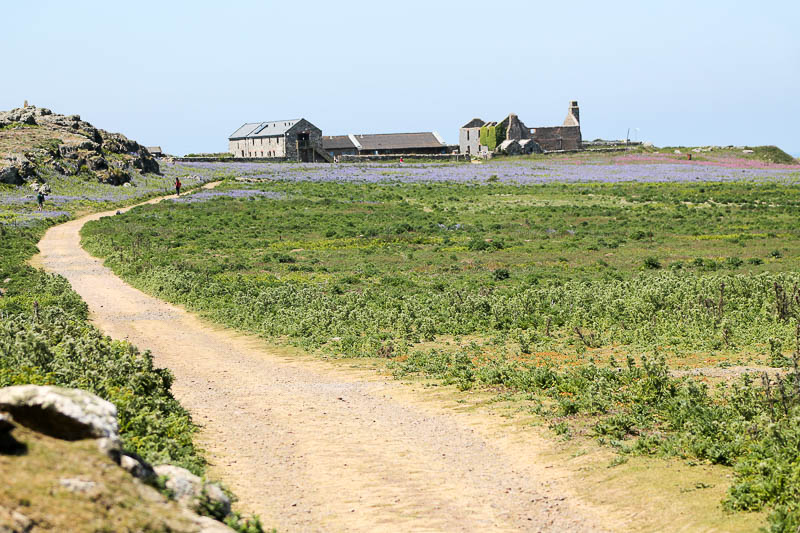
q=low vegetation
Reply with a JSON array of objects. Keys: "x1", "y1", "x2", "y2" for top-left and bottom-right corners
[
  {"x1": 1, "y1": 222, "x2": 204, "y2": 473},
  {"x1": 1, "y1": 157, "x2": 265, "y2": 530},
  {"x1": 82, "y1": 176, "x2": 800, "y2": 531}
]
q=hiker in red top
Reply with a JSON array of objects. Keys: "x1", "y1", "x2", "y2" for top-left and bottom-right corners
[{"x1": 175, "y1": 177, "x2": 182, "y2": 195}]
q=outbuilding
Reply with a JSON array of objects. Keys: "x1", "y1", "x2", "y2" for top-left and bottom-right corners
[
  {"x1": 323, "y1": 132, "x2": 448, "y2": 157},
  {"x1": 228, "y1": 118, "x2": 330, "y2": 162}
]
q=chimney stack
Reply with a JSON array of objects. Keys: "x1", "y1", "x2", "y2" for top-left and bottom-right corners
[{"x1": 569, "y1": 101, "x2": 580, "y2": 124}]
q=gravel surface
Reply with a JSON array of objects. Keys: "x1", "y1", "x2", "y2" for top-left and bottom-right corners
[{"x1": 32, "y1": 185, "x2": 618, "y2": 532}]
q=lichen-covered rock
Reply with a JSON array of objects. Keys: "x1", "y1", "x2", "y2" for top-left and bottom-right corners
[
  {"x1": 58, "y1": 478, "x2": 100, "y2": 495},
  {"x1": 154, "y1": 464, "x2": 202, "y2": 502},
  {"x1": 0, "y1": 505, "x2": 34, "y2": 533},
  {"x1": 0, "y1": 385, "x2": 119, "y2": 442},
  {"x1": 153, "y1": 465, "x2": 232, "y2": 520}
]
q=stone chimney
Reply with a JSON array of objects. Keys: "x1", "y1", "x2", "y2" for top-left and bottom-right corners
[
  {"x1": 563, "y1": 101, "x2": 580, "y2": 127},
  {"x1": 23, "y1": 100, "x2": 28, "y2": 108},
  {"x1": 569, "y1": 101, "x2": 579, "y2": 123}
]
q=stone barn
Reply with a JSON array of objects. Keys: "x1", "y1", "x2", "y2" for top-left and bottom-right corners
[{"x1": 228, "y1": 118, "x2": 331, "y2": 162}]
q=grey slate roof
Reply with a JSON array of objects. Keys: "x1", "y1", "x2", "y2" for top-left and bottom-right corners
[
  {"x1": 461, "y1": 118, "x2": 485, "y2": 128},
  {"x1": 229, "y1": 119, "x2": 301, "y2": 140},
  {"x1": 322, "y1": 135, "x2": 357, "y2": 150},
  {"x1": 353, "y1": 132, "x2": 445, "y2": 151}
]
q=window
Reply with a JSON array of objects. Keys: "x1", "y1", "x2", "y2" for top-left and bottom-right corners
[{"x1": 467, "y1": 130, "x2": 470, "y2": 140}]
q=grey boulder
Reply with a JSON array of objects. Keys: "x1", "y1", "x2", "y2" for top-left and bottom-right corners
[
  {"x1": 153, "y1": 465, "x2": 232, "y2": 519},
  {"x1": 0, "y1": 385, "x2": 119, "y2": 442}
]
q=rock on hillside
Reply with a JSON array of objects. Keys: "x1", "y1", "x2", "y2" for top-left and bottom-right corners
[
  {"x1": 0, "y1": 105, "x2": 159, "y2": 186},
  {"x1": 0, "y1": 385, "x2": 238, "y2": 533}
]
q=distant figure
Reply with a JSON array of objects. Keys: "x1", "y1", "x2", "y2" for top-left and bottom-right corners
[
  {"x1": 687, "y1": 153, "x2": 692, "y2": 161},
  {"x1": 399, "y1": 157, "x2": 404, "y2": 163},
  {"x1": 36, "y1": 190, "x2": 45, "y2": 211},
  {"x1": 175, "y1": 177, "x2": 182, "y2": 195}
]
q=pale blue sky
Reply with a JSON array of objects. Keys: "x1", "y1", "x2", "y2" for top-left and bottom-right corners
[{"x1": 3, "y1": 1, "x2": 798, "y2": 155}]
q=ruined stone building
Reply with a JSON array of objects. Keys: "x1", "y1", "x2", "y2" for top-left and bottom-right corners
[
  {"x1": 228, "y1": 119, "x2": 330, "y2": 162},
  {"x1": 459, "y1": 101, "x2": 582, "y2": 155},
  {"x1": 323, "y1": 132, "x2": 448, "y2": 157}
]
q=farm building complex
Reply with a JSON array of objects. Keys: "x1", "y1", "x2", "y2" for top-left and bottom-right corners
[
  {"x1": 322, "y1": 132, "x2": 448, "y2": 157},
  {"x1": 460, "y1": 101, "x2": 582, "y2": 156},
  {"x1": 228, "y1": 100, "x2": 581, "y2": 160}
]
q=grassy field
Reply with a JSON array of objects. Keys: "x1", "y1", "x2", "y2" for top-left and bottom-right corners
[{"x1": 80, "y1": 156, "x2": 800, "y2": 531}]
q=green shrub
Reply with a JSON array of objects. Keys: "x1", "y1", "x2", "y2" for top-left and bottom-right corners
[
  {"x1": 643, "y1": 257, "x2": 662, "y2": 269},
  {"x1": 493, "y1": 268, "x2": 510, "y2": 281}
]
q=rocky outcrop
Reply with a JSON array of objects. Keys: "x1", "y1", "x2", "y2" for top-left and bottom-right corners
[
  {"x1": 0, "y1": 105, "x2": 160, "y2": 186},
  {"x1": 0, "y1": 154, "x2": 36, "y2": 185},
  {"x1": 0, "y1": 385, "x2": 239, "y2": 532}
]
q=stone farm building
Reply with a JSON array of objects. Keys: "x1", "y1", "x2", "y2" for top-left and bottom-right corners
[
  {"x1": 322, "y1": 132, "x2": 448, "y2": 157},
  {"x1": 228, "y1": 118, "x2": 331, "y2": 162},
  {"x1": 460, "y1": 101, "x2": 582, "y2": 156}
]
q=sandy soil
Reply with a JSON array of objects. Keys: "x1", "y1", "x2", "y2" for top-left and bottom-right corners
[{"x1": 32, "y1": 186, "x2": 623, "y2": 532}]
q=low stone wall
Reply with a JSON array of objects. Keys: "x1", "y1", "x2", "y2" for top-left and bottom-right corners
[
  {"x1": 339, "y1": 153, "x2": 469, "y2": 162},
  {"x1": 174, "y1": 156, "x2": 291, "y2": 163},
  {"x1": 582, "y1": 141, "x2": 643, "y2": 148},
  {"x1": 544, "y1": 147, "x2": 637, "y2": 155}
]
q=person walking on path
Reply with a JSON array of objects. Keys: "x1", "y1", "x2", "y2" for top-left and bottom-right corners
[{"x1": 174, "y1": 177, "x2": 182, "y2": 196}]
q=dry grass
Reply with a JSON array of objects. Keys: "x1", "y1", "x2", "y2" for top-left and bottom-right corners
[
  {"x1": 0, "y1": 126, "x2": 85, "y2": 159},
  {"x1": 0, "y1": 426, "x2": 198, "y2": 532}
]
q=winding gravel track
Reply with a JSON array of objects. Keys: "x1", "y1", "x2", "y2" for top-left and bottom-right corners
[{"x1": 32, "y1": 187, "x2": 618, "y2": 532}]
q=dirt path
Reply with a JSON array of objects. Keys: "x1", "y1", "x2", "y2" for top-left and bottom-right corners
[{"x1": 32, "y1": 187, "x2": 621, "y2": 532}]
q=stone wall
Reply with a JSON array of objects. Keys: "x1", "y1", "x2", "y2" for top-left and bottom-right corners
[
  {"x1": 175, "y1": 156, "x2": 291, "y2": 163},
  {"x1": 284, "y1": 119, "x2": 323, "y2": 162},
  {"x1": 229, "y1": 137, "x2": 286, "y2": 158},
  {"x1": 459, "y1": 127, "x2": 483, "y2": 155},
  {"x1": 531, "y1": 126, "x2": 582, "y2": 151},
  {"x1": 339, "y1": 153, "x2": 469, "y2": 162}
]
